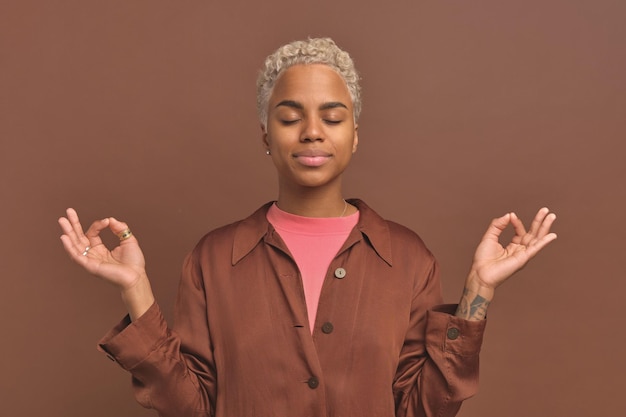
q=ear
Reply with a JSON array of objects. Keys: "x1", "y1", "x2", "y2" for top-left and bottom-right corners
[
  {"x1": 260, "y1": 123, "x2": 269, "y2": 150},
  {"x1": 352, "y1": 124, "x2": 359, "y2": 153}
]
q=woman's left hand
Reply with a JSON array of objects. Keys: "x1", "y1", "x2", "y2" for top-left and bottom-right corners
[
  {"x1": 456, "y1": 208, "x2": 557, "y2": 320},
  {"x1": 470, "y1": 207, "x2": 557, "y2": 289}
]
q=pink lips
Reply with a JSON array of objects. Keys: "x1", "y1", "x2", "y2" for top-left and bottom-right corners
[{"x1": 293, "y1": 150, "x2": 332, "y2": 167}]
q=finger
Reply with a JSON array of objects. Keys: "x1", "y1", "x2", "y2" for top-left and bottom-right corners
[
  {"x1": 59, "y1": 234, "x2": 90, "y2": 265},
  {"x1": 84, "y1": 217, "x2": 111, "y2": 246},
  {"x1": 522, "y1": 231, "x2": 558, "y2": 259},
  {"x1": 59, "y1": 210, "x2": 90, "y2": 250},
  {"x1": 58, "y1": 216, "x2": 76, "y2": 238},
  {"x1": 58, "y1": 209, "x2": 81, "y2": 240},
  {"x1": 528, "y1": 207, "x2": 551, "y2": 237},
  {"x1": 59, "y1": 209, "x2": 110, "y2": 256},
  {"x1": 65, "y1": 208, "x2": 88, "y2": 241},
  {"x1": 509, "y1": 212, "x2": 527, "y2": 238},
  {"x1": 536, "y1": 211, "x2": 557, "y2": 238},
  {"x1": 481, "y1": 213, "x2": 511, "y2": 241}
]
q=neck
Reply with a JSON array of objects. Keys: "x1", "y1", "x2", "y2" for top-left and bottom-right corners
[{"x1": 276, "y1": 187, "x2": 349, "y2": 218}]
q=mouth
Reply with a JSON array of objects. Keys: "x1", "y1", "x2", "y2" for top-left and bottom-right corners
[{"x1": 293, "y1": 150, "x2": 332, "y2": 167}]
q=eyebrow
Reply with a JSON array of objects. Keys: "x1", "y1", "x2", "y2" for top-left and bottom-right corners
[
  {"x1": 275, "y1": 100, "x2": 348, "y2": 111},
  {"x1": 320, "y1": 101, "x2": 348, "y2": 111}
]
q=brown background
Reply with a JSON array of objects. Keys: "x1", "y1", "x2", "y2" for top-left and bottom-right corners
[{"x1": 1, "y1": 1, "x2": 624, "y2": 416}]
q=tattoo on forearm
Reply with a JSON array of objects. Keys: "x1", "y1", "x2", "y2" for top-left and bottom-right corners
[{"x1": 457, "y1": 289, "x2": 490, "y2": 319}]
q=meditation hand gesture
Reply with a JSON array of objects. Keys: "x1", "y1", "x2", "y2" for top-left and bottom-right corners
[
  {"x1": 457, "y1": 207, "x2": 557, "y2": 320},
  {"x1": 58, "y1": 208, "x2": 154, "y2": 320}
]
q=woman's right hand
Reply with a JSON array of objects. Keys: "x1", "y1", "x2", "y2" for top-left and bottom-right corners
[{"x1": 58, "y1": 208, "x2": 154, "y2": 320}]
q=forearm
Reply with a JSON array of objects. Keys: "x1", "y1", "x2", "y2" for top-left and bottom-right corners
[{"x1": 455, "y1": 272, "x2": 494, "y2": 321}]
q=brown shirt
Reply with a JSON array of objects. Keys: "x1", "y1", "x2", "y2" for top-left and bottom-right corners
[{"x1": 99, "y1": 200, "x2": 486, "y2": 417}]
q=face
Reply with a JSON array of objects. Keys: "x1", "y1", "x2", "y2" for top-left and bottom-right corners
[{"x1": 262, "y1": 64, "x2": 359, "y2": 191}]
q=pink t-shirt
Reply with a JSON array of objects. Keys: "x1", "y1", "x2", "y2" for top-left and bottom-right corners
[{"x1": 267, "y1": 203, "x2": 359, "y2": 333}]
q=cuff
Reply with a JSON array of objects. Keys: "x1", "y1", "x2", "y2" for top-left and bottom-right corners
[
  {"x1": 97, "y1": 301, "x2": 168, "y2": 370},
  {"x1": 426, "y1": 304, "x2": 486, "y2": 356}
]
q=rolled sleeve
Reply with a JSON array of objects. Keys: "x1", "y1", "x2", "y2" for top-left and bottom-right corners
[
  {"x1": 426, "y1": 304, "x2": 486, "y2": 356},
  {"x1": 97, "y1": 302, "x2": 169, "y2": 370}
]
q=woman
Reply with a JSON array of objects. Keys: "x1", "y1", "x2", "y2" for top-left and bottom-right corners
[{"x1": 58, "y1": 38, "x2": 557, "y2": 417}]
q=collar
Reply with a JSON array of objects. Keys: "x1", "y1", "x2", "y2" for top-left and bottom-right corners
[{"x1": 231, "y1": 199, "x2": 393, "y2": 266}]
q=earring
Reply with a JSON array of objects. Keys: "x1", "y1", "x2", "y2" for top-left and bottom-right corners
[{"x1": 265, "y1": 150, "x2": 271, "y2": 155}]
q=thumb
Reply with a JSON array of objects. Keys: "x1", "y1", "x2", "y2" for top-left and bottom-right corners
[{"x1": 108, "y1": 217, "x2": 136, "y2": 241}]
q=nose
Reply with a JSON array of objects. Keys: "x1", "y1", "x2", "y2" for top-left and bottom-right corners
[{"x1": 300, "y1": 117, "x2": 323, "y2": 142}]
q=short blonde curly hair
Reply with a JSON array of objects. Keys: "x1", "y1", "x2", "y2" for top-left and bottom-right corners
[{"x1": 256, "y1": 37, "x2": 361, "y2": 127}]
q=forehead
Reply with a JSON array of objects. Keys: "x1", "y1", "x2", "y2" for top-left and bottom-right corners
[{"x1": 269, "y1": 64, "x2": 352, "y2": 108}]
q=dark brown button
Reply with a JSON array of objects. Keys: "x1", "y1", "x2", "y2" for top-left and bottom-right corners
[
  {"x1": 307, "y1": 376, "x2": 319, "y2": 389},
  {"x1": 447, "y1": 327, "x2": 460, "y2": 340},
  {"x1": 321, "y1": 322, "x2": 334, "y2": 334},
  {"x1": 334, "y1": 267, "x2": 346, "y2": 279}
]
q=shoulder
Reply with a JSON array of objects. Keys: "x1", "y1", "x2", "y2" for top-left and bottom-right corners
[
  {"x1": 351, "y1": 199, "x2": 435, "y2": 265},
  {"x1": 386, "y1": 220, "x2": 430, "y2": 250},
  {"x1": 194, "y1": 221, "x2": 239, "y2": 249},
  {"x1": 189, "y1": 202, "x2": 272, "y2": 261},
  {"x1": 385, "y1": 219, "x2": 436, "y2": 270}
]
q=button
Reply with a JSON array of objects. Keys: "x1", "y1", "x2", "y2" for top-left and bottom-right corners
[
  {"x1": 307, "y1": 377, "x2": 319, "y2": 389},
  {"x1": 321, "y1": 322, "x2": 334, "y2": 334},
  {"x1": 447, "y1": 328, "x2": 460, "y2": 340},
  {"x1": 334, "y1": 267, "x2": 346, "y2": 279}
]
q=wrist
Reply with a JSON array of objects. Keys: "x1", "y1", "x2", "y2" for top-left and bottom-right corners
[
  {"x1": 120, "y1": 273, "x2": 155, "y2": 321},
  {"x1": 464, "y1": 270, "x2": 496, "y2": 301}
]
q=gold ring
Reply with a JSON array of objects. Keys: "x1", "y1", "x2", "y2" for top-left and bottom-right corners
[{"x1": 118, "y1": 229, "x2": 132, "y2": 241}]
